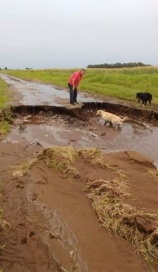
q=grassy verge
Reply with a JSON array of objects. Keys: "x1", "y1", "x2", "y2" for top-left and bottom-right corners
[
  {"x1": 0, "y1": 78, "x2": 10, "y2": 109},
  {"x1": 0, "y1": 78, "x2": 11, "y2": 137},
  {"x1": 2, "y1": 66, "x2": 158, "y2": 106}
]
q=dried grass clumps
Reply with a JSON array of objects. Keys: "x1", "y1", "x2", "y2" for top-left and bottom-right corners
[
  {"x1": 84, "y1": 176, "x2": 158, "y2": 268},
  {"x1": 148, "y1": 169, "x2": 158, "y2": 183},
  {"x1": 77, "y1": 148, "x2": 114, "y2": 170},
  {"x1": 13, "y1": 146, "x2": 113, "y2": 179},
  {"x1": 39, "y1": 146, "x2": 114, "y2": 178},
  {"x1": 13, "y1": 158, "x2": 38, "y2": 177},
  {"x1": 0, "y1": 209, "x2": 7, "y2": 231},
  {"x1": 39, "y1": 146, "x2": 81, "y2": 178}
]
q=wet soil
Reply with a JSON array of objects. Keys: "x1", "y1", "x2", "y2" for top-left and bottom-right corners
[
  {"x1": 0, "y1": 142, "x2": 158, "y2": 272},
  {"x1": 0, "y1": 74, "x2": 158, "y2": 271}
]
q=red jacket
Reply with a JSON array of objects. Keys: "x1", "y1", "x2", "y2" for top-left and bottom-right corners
[{"x1": 68, "y1": 71, "x2": 83, "y2": 88}]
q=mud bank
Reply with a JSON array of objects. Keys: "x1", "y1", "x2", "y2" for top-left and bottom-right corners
[
  {"x1": 1, "y1": 144, "x2": 158, "y2": 271},
  {"x1": 9, "y1": 101, "x2": 158, "y2": 121}
]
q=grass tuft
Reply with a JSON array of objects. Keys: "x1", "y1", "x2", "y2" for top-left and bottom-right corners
[
  {"x1": 13, "y1": 158, "x2": 38, "y2": 177},
  {"x1": 84, "y1": 175, "x2": 158, "y2": 269},
  {"x1": 39, "y1": 146, "x2": 81, "y2": 178},
  {"x1": 148, "y1": 170, "x2": 158, "y2": 183},
  {"x1": 0, "y1": 78, "x2": 11, "y2": 138}
]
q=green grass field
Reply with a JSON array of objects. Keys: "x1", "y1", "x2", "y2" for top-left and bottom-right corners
[
  {"x1": 0, "y1": 78, "x2": 10, "y2": 109},
  {"x1": 0, "y1": 78, "x2": 10, "y2": 136},
  {"x1": 2, "y1": 66, "x2": 158, "y2": 106}
]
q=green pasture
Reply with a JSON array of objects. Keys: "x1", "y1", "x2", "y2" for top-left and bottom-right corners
[
  {"x1": 0, "y1": 78, "x2": 10, "y2": 109},
  {"x1": 2, "y1": 67, "x2": 158, "y2": 106},
  {"x1": 0, "y1": 78, "x2": 10, "y2": 136}
]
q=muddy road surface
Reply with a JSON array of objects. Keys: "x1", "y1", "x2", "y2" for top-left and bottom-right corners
[{"x1": 0, "y1": 74, "x2": 158, "y2": 272}]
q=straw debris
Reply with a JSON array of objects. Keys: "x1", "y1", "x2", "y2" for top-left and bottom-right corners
[
  {"x1": 148, "y1": 169, "x2": 158, "y2": 183},
  {"x1": 13, "y1": 146, "x2": 114, "y2": 179},
  {"x1": 38, "y1": 146, "x2": 114, "y2": 178},
  {"x1": 13, "y1": 158, "x2": 38, "y2": 177},
  {"x1": 39, "y1": 146, "x2": 80, "y2": 178},
  {"x1": 84, "y1": 175, "x2": 158, "y2": 269}
]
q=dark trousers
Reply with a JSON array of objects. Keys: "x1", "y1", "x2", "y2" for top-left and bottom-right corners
[{"x1": 68, "y1": 83, "x2": 77, "y2": 104}]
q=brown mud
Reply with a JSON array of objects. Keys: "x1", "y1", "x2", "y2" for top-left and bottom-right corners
[{"x1": 1, "y1": 142, "x2": 158, "y2": 272}]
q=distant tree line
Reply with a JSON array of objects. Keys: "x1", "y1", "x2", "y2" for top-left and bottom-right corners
[
  {"x1": 0, "y1": 67, "x2": 8, "y2": 70},
  {"x1": 87, "y1": 62, "x2": 151, "y2": 69}
]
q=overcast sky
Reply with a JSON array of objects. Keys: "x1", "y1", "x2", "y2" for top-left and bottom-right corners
[{"x1": 1, "y1": 0, "x2": 158, "y2": 69}]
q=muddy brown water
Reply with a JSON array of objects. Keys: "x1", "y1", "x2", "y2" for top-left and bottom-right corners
[{"x1": 1, "y1": 73, "x2": 158, "y2": 271}]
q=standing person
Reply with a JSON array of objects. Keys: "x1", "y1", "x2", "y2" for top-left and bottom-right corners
[{"x1": 68, "y1": 69, "x2": 85, "y2": 105}]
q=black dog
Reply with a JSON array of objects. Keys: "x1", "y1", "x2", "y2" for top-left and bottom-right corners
[{"x1": 136, "y1": 92, "x2": 152, "y2": 106}]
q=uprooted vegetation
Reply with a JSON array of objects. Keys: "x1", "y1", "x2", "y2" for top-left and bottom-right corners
[
  {"x1": 38, "y1": 146, "x2": 115, "y2": 178},
  {"x1": 13, "y1": 146, "x2": 114, "y2": 178},
  {"x1": 13, "y1": 146, "x2": 158, "y2": 270},
  {"x1": 84, "y1": 177, "x2": 158, "y2": 269}
]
